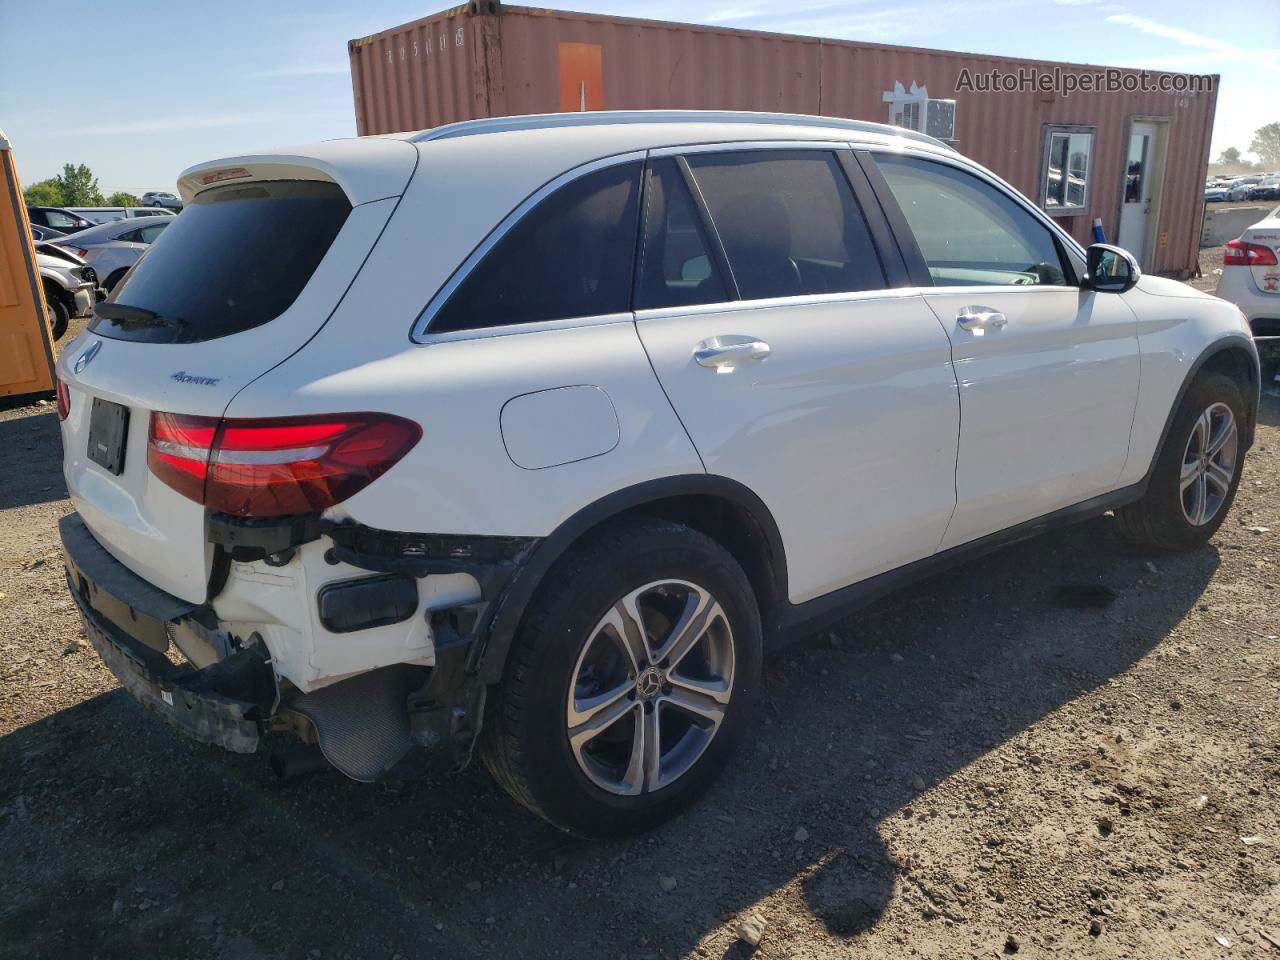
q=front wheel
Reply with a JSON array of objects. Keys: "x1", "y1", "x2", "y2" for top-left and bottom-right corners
[
  {"x1": 1118, "y1": 371, "x2": 1247, "y2": 550},
  {"x1": 481, "y1": 518, "x2": 762, "y2": 838},
  {"x1": 45, "y1": 295, "x2": 69, "y2": 340}
]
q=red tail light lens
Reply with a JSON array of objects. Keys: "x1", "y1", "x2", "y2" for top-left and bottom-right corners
[
  {"x1": 55, "y1": 378, "x2": 70, "y2": 420},
  {"x1": 148, "y1": 412, "x2": 219, "y2": 503},
  {"x1": 148, "y1": 412, "x2": 421, "y2": 517},
  {"x1": 1224, "y1": 239, "x2": 1279, "y2": 267}
]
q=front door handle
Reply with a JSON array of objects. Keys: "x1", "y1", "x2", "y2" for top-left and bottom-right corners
[
  {"x1": 956, "y1": 306, "x2": 1008, "y2": 332},
  {"x1": 694, "y1": 335, "x2": 771, "y2": 369}
]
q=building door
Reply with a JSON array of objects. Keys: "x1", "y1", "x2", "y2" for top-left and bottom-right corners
[
  {"x1": 1117, "y1": 122, "x2": 1160, "y2": 268},
  {"x1": 559, "y1": 43, "x2": 604, "y2": 112}
]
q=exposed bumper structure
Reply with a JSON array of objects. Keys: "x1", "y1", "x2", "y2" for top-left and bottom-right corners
[
  {"x1": 60, "y1": 513, "x2": 271, "y2": 753},
  {"x1": 59, "y1": 511, "x2": 535, "y2": 781}
]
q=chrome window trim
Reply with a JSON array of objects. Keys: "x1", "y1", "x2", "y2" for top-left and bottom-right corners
[
  {"x1": 649, "y1": 139, "x2": 853, "y2": 157},
  {"x1": 634, "y1": 286, "x2": 921, "y2": 322},
  {"x1": 861, "y1": 143, "x2": 1089, "y2": 285},
  {"x1": 413, "y1": 312, "x2": 636, "y2": 345},
  {"x1": 411, "y1": 149, "x2": 647, "y2": 344}
]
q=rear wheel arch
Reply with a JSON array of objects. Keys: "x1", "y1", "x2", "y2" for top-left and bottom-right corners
[
  {"x1": 41, "y1": 276, "x2": 70, "y2": 308},
  {"x1": 104, "y1": 267, "x2": 129, "y2": 292},
  {"x1": 477, "y1": 475, "x2": 787, "y2": 684}
]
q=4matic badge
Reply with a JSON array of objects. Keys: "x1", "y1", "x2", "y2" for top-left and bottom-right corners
[{"x1": 170, "y1": 371, "x2": 220, "y2": 386}]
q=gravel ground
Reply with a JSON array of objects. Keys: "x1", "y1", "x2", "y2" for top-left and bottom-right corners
[{"x1": 2, "y1": 317, "x2": 1279, "y2": 959}]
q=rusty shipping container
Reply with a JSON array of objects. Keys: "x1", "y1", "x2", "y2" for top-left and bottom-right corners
[{"x1": 349, "y1": 1, "x2": 1218, "y2": 277}]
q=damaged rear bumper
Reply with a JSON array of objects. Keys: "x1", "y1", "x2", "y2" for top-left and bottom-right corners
[
  {"x1": 59, "y1": 510, "x2": 543, "y2": 782},
  {"x1": 60, "y1": 513, "x2": 272, "y2": 753}
]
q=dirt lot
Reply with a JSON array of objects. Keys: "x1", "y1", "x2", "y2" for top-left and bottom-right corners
[{"x1": 3, "y1": 324, "x2": 1279, "y2": 959}]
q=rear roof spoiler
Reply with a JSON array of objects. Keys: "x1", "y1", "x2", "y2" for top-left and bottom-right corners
[{"x1": 177, "y1": 138, "x2": 419, "y2": 206}]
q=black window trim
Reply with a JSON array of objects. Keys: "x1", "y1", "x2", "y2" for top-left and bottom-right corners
[
  {"x1": 416, "y1": 140, "x2": 1065, "y2": 342},
  {"x1": 412, "y1": 149, "x2": 649, "y2": 344},
  {"x1": 860, "y1": 146, "x2": 1086, "y2": 290},
  {"x1": 673, "y1": 155, "x2": 741, "y2": 301}
]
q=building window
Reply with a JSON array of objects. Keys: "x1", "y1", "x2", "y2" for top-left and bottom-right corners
[{"x1": 1040, "y1": 125, "x2": 1094, "y2": 216}]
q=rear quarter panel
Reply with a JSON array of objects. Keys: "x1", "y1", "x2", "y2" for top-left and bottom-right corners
[{"x1": 226, "y1": 319, "x2": 704, "y2": 537}]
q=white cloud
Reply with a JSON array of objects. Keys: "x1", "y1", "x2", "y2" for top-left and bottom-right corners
[
  {"x1": 1105, "y1": 12, "x2": 1280, "y2": 72},
  {"x1": 1105, "y1": 13, "x2": 1232, "y2": 52},
  {"x1": 1052, "y1": 0, "x2": 1102, "y2": 6}
]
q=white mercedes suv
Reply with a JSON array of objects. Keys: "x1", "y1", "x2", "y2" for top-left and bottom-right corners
[{"x1": 57, "y1": 112, "x2": 1259, "y2": 837}]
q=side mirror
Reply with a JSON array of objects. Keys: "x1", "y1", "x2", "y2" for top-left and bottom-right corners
[{"x1": 1085, "y1": 243, "x2": 1140, "y2": 293}]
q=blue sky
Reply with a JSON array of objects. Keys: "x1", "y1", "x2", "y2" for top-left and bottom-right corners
[{"x1": 1, "y1": 0, "x2": 1275, "y2": 194}]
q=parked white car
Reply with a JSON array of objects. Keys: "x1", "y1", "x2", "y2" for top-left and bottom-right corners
[
  {"x1": 1216, "y1": 205, "x2": 1280, "y2": 330},
  {"x1": 56, "y1": 112, "x2": 1259, "y2": 837},
  {"x1": 37, "y1": 246, "x2": 97, "y2": 339},
  {"x1": 1216, "y1": 205, "x2": 1280, "y2": 391},
  {"x1": 55, "y1": 217, "x2": 170, "y2": 291}
]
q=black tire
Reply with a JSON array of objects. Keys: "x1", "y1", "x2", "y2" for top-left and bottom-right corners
[
  {"x1": 481, "y1": 517, "x2": 762, "y2": 838},
  {"x1": 104, "y1": 268, "x2": 128, "y2": 293},
  {"x1": 1118, "y1": 372, "x2": 1247, "y2": 550},
  {"x1": 45, "y1": 293, "x2": 69, "y2": 340}
]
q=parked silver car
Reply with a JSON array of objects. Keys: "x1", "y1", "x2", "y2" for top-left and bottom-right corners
[
  {"x1": 140, "y1": 191, "x2": 183, "y2": 211},
  {"x1": 1228, "y1": 177, "x2": 1263, "y2": 202},
  {"x1": 54, "y1": 217, "x2": 170, "y2": 291}
]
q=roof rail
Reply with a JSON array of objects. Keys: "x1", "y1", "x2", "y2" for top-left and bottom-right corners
[{"x1": 408, "y1": 110, "x2": 953, "y2": 150}]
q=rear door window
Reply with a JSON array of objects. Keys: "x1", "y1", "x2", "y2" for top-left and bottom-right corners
[
  {"x1": 685, "y1": 150, "x2": 885, "y2": 300},
  {"x1": 873, "y1": 154, "x2": 1070, "y2": 286},
  {"x1": 95, "y1": 180, "x2": 351, "y2": 344},
  {"x1": 635, "y1": 158, "x2": 729, "y2": 310},
  {"x1": 429, "y1": 161, "x2": 642, "y2": 334}
]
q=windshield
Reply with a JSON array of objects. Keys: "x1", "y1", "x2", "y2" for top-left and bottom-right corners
[{"x1": 91, "y1": 180, "x2": 351, "y2": 344}]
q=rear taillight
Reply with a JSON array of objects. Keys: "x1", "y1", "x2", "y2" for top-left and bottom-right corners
[
  {"x1": 55, "y1": 378, "x2": 70, "y2": 420},
  {"x1": 1224, "y1": 239, "x2": 1279, "y2": 267},
  {"x1": 148, "y1": 412, "x2": 421, "y2": 517}
]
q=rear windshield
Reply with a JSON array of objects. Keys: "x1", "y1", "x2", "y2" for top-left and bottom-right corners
[{"x1": 92, "y1": 180, "x2": 351, "y2": 344}]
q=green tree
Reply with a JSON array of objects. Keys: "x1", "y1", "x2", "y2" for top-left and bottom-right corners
[
  {"x1": 53, "y1": 163, "x2": 104, "y2": 206},
  {"x1": 106, "y1": 191, "x2": 140, "y2": 207},
  {"x1": 1250, "y1": 123, "x2": 1280, "y2": 169},
  {"x1": 23, "y1": 178, "x2": 63, "y2": 206},
  {"x1": 1216, "y1": 146, "x2": 1241, "y2": 165}
]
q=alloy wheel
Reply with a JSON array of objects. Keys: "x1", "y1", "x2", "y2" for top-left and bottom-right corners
[
  {"x1": 566, "y1": 579, "x2": 735, "y2": 796},
  {"x1": 1180, "y1": 401, "x2": 1238, "y2": 526}
]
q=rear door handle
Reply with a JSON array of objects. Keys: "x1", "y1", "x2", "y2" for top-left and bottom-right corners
[
  {"x1": 956, "y1": 306, "x2": 1008, "y2": 332},
  {"x1": 694, "y1": 335, "x2": 771, "y2": 369}
]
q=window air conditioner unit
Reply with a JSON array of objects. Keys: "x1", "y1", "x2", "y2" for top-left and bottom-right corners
[{"x1": 920, "y1": 99, "x2": 956, "y2": 142}]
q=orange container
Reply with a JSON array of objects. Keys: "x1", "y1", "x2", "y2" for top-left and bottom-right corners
[
  {"x1": 0, "y1": 130, "x2": 55, "y2": 398},
  {"x1": 349, "y1": 2, "x2": 1218, "y2": 278}
]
